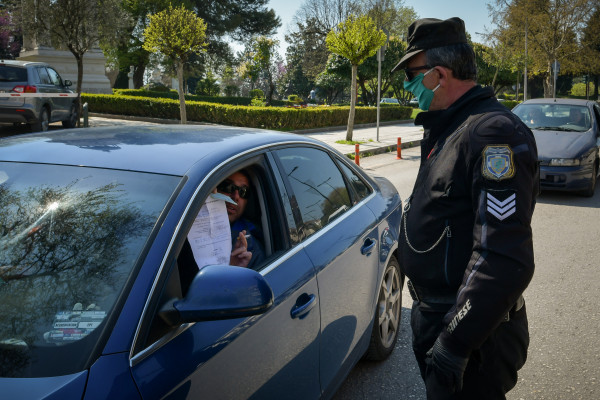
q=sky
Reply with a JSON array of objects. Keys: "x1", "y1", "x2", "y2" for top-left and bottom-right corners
[{"x1": 267, "y1": 0, "x2": 495, "y2": 56}]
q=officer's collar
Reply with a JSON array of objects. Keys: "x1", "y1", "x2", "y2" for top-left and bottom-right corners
[{"x1": 415, "y1": 85, "x2": 493, "y2": 129}]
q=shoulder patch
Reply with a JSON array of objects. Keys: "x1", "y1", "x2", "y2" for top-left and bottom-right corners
[
  {"x1": 486, "y1": 190, "x2": 516, "y2": 221},
  {"x1": 482, "y1": 145, "x2": 515, "y2": 181}
]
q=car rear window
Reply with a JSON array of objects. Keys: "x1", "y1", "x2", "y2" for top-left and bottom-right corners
[
  {"x1": 0, "y1": 66, "x2": 27, "y2": 82},
  {"x1": 0, "y1": 162, "x2": 181, "y2": 378}
]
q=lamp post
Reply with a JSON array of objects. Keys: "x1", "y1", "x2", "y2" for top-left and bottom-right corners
[
  {"x1": 524, "y1": 20, "x2": 528, "y2": 101},
  {"x1": 376, "y1": 28, "x2": 389, "y2": 142}
]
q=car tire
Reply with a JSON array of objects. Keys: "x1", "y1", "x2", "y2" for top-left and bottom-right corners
[
  {"x1": 62, "y1": 103, "x2": 78, "y2": 129},
  {"x1": 363, "y1": 255, "x2": 404, "y2": 361},
  {"x1": 30, "y1": 108, "x2": 49, "y2": 132},
  {"x1": 580, "y1": 162, "x2": 597, "y2": 197}
]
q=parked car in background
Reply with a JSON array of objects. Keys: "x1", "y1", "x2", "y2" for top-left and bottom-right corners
[
  {"x1": 0, "y1": 125, "x2": 404, "y2": 399},
  {"x1": 380, "y1": 97, "x2": 400, "y2": 105},
  {"x1": 0, "y1": 60, "x2": 78, "y2": 132},
  {"x1": 512, "y1": 98, "x2": 600, "y2": 196}
]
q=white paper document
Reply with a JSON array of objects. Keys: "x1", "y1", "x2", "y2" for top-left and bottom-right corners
[{"x1": 187, "y1": 196, "x2": 232, "y2": 267}]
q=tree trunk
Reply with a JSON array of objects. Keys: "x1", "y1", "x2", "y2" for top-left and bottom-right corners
[
  {"x1": 133, "y1": 64, "x2": 145, "y2": 89},
  {"x1": 177, "y1": 62, "x2": 187, "y2": 124},
  {"x1": 346, "y1": 64, "x2": 357, "y2": 141}
]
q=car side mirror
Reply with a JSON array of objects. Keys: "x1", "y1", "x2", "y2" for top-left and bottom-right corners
[
  {"x1": 159, "y1": 265, "x2": 274, "y2": 326},
  {"x1": 64, "y1": 79, "x2": 72, "y2": 87}
]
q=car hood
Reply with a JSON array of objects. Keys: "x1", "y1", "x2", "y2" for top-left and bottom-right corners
[
  {"x1": 0, "y1": 371, "x2": 87, "y2": 399},
  {"x1": 532, "y1": 129, "x2": 596, "y2": 160}
]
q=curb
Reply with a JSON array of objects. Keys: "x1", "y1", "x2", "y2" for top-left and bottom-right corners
[{"x1": 292, "y1": 119, "x2": 414, "y2": 134}]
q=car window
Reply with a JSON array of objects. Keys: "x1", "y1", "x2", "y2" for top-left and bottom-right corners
[
  {"x1": 37, "y1": 67, "x2": 52, "y2": 85},
  {"x1": 0, "y1": 162, "x2": 181, "y2": 378},
  {"x1": 336, "y1": 160, "x2": 372, "y2": 203},
  {"x1": 142, "y1": 163, "x2": 283, "y2": 347},
  {"x1": 274, "y1": 147, "x2": 352, "y2": 241},
  {"x1": 0, "y1": 66, "x2": 27, "y2": 82},
  {"x1": 46, "y1": 67, "x2": 63, "y2": 86},
  {"x1": 515, "y1": 103, "x2": 591, "y2": 131}
]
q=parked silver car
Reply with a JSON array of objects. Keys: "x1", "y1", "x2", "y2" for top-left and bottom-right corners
[{"x1": 0, "y1": 60, "x2": 78, "y2": 132}]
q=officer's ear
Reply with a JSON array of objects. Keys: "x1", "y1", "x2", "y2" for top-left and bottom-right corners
[{"x1": 433, "y1": 66, "x2": 451, "y2": 87}]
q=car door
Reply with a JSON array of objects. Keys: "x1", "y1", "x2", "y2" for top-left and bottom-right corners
[
  {"x1": 271, "y1": 146, "x2": 380, "y2": 397},
  {"x1": 46, "y1": 67, "x2": 71, "y2": 120},
  {"x1": 130, "y1": 156, "x2": 321, "y2": 400}
]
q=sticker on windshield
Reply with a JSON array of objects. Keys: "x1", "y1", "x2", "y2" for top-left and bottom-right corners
[
  {"x1": 44, "y1": 304, "x2": 106, "y2": 344},
  {"x1": 482, "y1": 145, "x2": 515, "y2": 181}
]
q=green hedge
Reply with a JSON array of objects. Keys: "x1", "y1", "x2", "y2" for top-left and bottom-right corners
[
  {"x1": 112, "y1": 89, "x2": 288, "y2": 107},
  {"x1": 82, "y1": 94, "x2": 413, "y2": 131},
  {"x1": 501, "y1": 100, "x2": 520, "y2": 109}
]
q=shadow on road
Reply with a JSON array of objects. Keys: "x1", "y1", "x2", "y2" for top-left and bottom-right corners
[{"x1": 536, "y1": 188, "x2": 599, "y2": 209}]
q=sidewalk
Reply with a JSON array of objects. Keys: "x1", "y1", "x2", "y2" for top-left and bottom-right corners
[{"x1": 87, "y1": 113, "x2": 424, "y2": 157}]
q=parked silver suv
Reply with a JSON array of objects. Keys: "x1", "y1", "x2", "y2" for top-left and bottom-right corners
[{"x1": 0, "y1": 60, "x2": 78, "y2": 132}]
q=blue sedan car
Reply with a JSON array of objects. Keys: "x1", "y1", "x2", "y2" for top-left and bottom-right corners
[{"x1": 0, "y1": 125, "x2": 403, "y2": 399}]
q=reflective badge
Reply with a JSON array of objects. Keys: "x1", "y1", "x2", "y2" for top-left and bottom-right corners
[{"x1": 482, "y1": 145, "x2": 515, "y2": 181}]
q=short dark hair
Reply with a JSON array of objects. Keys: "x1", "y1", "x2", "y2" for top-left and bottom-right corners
[{"x1": 425, "y1": 43, "x2": 477, "y2": 81}]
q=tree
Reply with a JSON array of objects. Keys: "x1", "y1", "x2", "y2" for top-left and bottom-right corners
[
  {"x1": 357, "y1": 0, "x2": 418, "y2": 40},
  {"x1": 0, "y1": 8, "x2": 21, "y2": 59},
  {"x1": 143, "y1": 4, "x2": 208, "y2": 124},
  {"x1": 490, "y1": 0, "x2": 596, "y2": 98},
  {"x1": 240, "y1": 36, "x2": 281, "y2": 105},
  {"x1": 191, "y1": 0, "x2": 280, "y2": 56},
  {"x1": 109, "y1": 0, "x2": 174, "y2": 89},
  {"x1": 326, "y1": 14, "x2": 386, "y2": 141},
  {"x1": 581, "y1": 8, "x2": 600, "y2": 99},
  {"x1": 17, "y1": 0, "x2": 128, "y2": 95}
]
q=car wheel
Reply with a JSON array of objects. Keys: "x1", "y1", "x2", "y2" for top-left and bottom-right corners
[
  {"x1": 363, "y1": 255, "x2": 403, "y2": 361},
  {"x1": 580, "y1": 162, "x2": 597, "y2": 197},
  {"x1": 62, "y1": 103, "x2": 78, "y2": 129},
  {"x1": 30, "y1": 108, "x2": 49, "y2": 132}
]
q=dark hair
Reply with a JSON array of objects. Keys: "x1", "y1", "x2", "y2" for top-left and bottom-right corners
[{"x1": 425, "y1": 43, "x2": 477, "y2": 81}]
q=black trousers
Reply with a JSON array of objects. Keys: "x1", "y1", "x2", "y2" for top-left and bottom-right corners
[{"x1": 410, "y1": 301, "x2": 529, "y2": 400}]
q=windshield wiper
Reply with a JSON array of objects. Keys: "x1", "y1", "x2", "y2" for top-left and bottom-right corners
[{"x1": 534, "y1": 126, "x2": 578, "y2": 132}]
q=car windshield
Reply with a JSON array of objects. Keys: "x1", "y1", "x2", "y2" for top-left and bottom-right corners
[
  {"x1": 514, "y1": 103, "x2": 591, "y2": 132},
  {"x1": 0, "y1": 162, "x2": 180, "y2": 378}
]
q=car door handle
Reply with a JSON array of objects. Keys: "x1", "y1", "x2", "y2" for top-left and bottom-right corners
[
  {"x1": 361, "y1": 238, "x2": 377, "y2": 255},
  {"x1": 291, "y1": 294, "x2": 317, "y2": 319}
]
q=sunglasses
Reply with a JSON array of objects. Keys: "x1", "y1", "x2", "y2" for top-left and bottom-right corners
[
  {"x1": 404, "y1": 65, "x2": 432, "y2": 81},
  {"x1": 217, "y1": 180, "x2": 250, "y2": 199}
]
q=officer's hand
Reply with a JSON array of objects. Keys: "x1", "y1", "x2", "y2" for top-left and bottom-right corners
[{"x1": 425, "y1": 338, "x2": 469, "y2": 398}]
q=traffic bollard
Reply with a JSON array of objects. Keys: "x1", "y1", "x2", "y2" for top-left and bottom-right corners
[
  {"x1": 355, "y1": 144, "x2": 360, "y2": 166},
  {"x1": 396, "y1": 137, "x2": 402, "y2": 159}
]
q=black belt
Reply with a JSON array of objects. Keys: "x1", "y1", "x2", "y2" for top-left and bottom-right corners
[
  {"x1": 407, "y1": 280, "x2": 525, "y2": 322},
  {"x1": 407, "y1": 280, "x2": 456, "y2": 304}
]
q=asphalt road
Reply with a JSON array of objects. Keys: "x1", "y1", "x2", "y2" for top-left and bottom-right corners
[{"x1": 334, "y1": 148, "x2": 600, "y2": 400}]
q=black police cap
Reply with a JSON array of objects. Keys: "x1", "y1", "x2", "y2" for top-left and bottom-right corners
[{"x1": 391, "y1": 17, "x2": 468, "y2": 73}]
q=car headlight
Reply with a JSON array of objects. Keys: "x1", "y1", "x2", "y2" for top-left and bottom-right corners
[{"x1": 549, "y1": 158, "x2": 580, "y2": 166}]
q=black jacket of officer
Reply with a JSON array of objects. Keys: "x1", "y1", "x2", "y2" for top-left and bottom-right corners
[{"x1": 399, "y1": 84, "x2": 539, "y2": 359}]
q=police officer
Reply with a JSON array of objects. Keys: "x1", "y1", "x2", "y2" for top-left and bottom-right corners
[{"x1": 391, "y1": 17, "x2": 539, "y2": 399}]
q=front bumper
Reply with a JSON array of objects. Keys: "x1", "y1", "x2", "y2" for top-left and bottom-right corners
[{"x1": 539, "y1": 163, "x2": 594, "y2": 192}]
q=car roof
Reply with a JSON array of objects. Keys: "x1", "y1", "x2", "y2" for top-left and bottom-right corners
[
  {"x1": 0, "y1": 125, "x2": 325, "y2": 176},
  {"x1": 0, "y1": 60, "x2": 49, "y2": 68},
  {"x1": 520, "y1": 98, "x2": 594, "y2": 106}
]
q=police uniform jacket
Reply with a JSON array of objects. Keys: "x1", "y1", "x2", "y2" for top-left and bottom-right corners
[{"x1": 399, "y1": 85, "x2": 538, "y2": 358}]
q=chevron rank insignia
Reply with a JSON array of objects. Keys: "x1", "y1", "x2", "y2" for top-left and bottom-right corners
[
  {"x1": 486, "y1": 191, "x2": 516, "y2": 221},
  {"x1": 482, "y1": 145, "x2": 515, "y2": 181}
]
